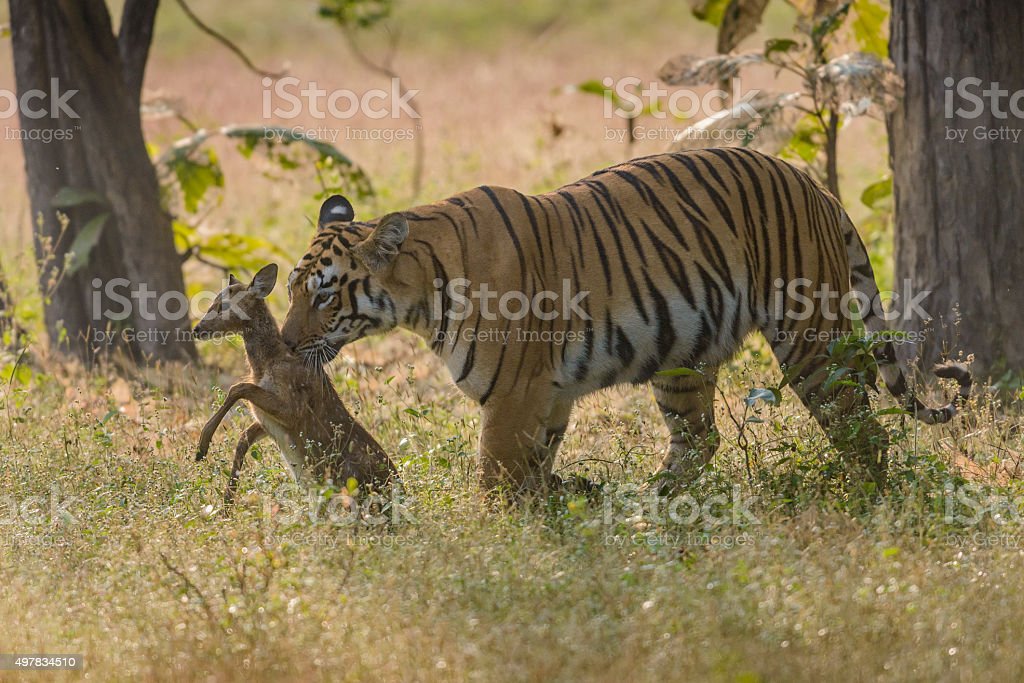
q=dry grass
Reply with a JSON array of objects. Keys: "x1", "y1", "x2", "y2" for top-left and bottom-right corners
[
  {"x1": 1, "y1": 2, "x2": 1022, "y2": 681},
  {"x1": 2, "y1": 339, "x2": 1023, "y2": 682}
]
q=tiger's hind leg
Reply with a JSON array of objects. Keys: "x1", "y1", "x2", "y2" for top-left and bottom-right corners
[
  {"x1": 651, "y1": 367, "x2": 721, "y2": 491},
  {"x1": 769, "y1": 328, "x2": 890, "y2": 488}
]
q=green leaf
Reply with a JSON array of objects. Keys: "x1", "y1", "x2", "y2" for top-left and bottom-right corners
[
  {"x1": 318, "y1": 0, "x2": 393, "y2": 29},
  {"x1": 66, "y1": 212, "x2": 110, "y2": 275},
  {"x1": 765, "y1": 38, "x2": 799, "y2": 57},
  {"x1": 860, "y1": 176, "x2": 893, "y2": 210},
  {"x1": 169, "y1": 149, "x2": 224, "y2": 214},
  {"x1": 851, "y1": 0, "x2": 888, "y2": 58},
  {"x1": 782, "y1": 114, "x2": 825, "y2": 164},
  {"x1": 224, "y1": 126, "x2": 374, "y2": 200},
  {"x1": 158, "y1": 125, "x2": 374, "y2": 204},
  {"x1": 561, "y1": 80, "x2": 630, "y2": 111},
  {"x1": 51, "y1": 187, "x2": 108, "y2": 209},
  {"x1": 574, "y1": 79, "x2": 611, "y2": 98},
  {"x1": 1, "y1": 361, "x2": 32, "y2": 386},
  {"x1": 691, "y1": 0, "x2": 733, "y2": 27},
  {"x1": 172, "y1": 220, "x2": 196, "y2": 253},
  {"x1": 192, "y1": 232, "x2": 286, "y2": 272}
]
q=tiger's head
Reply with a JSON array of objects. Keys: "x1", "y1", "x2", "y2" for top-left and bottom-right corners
[{"x1": 281, "y1": 195, "x2": 410, "y2": 364}]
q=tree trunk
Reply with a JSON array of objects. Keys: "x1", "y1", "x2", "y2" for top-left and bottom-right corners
[
  {"x1": 9, "y1": 0, "x2": 196, "y2": 364},
  {"x1": 889, "y1": 0, "x2": 1024, "y2": 379}
]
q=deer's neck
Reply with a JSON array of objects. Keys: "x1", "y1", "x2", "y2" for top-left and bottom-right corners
[{"x1": 242, "y1": 306, "x2": 290, "y2": 378}]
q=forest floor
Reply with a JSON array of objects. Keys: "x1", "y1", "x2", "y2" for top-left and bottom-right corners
[{"x1": 0, "y1": 1, "x2": 1022, "y2": 680}]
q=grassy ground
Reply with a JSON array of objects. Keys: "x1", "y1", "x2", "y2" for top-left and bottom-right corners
[{"x1": 1, "y1": 2, "x2": 1023, "y2": 681}]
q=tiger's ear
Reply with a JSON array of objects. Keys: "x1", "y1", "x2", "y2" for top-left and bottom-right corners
[
  {"x1": 228, "y1": 273, "x2": 241, "y2": 286},
  {"x1": 318, "y1": 195, "x2": 355, "y2": 230},
  {"x1": 351, "y1": 213, "x2": 409, "y2": 273},
  {"x1": 249, "y1": 263, "x2": 278, "y2": 298}
]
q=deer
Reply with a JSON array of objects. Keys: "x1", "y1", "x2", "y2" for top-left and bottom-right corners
[{"x1": 193, "y1": 263, "x2": 395, "y2": 504}]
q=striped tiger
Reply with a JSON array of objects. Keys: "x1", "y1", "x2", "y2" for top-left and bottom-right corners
[{"x1": 281, "y1": 148, "x2": 970, "y2": 492}]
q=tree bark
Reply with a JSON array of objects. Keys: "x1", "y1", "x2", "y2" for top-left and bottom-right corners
[
  {"x1": 118, "y1": 0, "x2": 160, "y2": 108},
  {"x1": 889, "y1": 0, "x2": 1024, "y2": 378},
  {"x1": 9, "y1": 0, "x2": 196, "y2": 364}
]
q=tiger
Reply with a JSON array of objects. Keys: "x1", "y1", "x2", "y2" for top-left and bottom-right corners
[{"x1": 281, "y1": 148, "x2": 970, "y2": 493}]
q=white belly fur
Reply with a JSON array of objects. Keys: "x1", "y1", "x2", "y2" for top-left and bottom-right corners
[{"x1": 250, "y1": 406, "x2": 309, "y2": 483}]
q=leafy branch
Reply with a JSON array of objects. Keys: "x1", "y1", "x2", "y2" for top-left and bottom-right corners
[
  {"x1": 318, "y1": 0, "x2": 426, "y2": 199},
  {"x1": 155, "y1": 125, "x2": 375, "y2": 274},
  {"x1": 663, "y1": 1, "x2": 899, "y2": 200}
]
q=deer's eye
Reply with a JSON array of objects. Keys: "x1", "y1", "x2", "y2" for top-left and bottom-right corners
[{"x1": 314, "y1": 292, "x2": 336, "y2": 310}]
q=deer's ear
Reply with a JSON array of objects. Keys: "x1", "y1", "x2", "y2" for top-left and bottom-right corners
[
  {"x1": 228, "y1": 273, "x2": 241, "y2": 286},
  {"x1": 318, "y1": 195, "x2": 355, "y2": 230},
  {"x1": 249, "y1": 263, "x2": 278, "y2": 298},
  {"x1": 351, "y1": 213, "x2": 409, "y2": 273}
]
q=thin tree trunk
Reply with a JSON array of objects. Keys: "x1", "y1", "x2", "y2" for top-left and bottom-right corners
[
  {"x1": 888, "y1": 0, "x2": 1024, "y2": 378},
  {"x1": 9, "y1": 0, "x2": 196, "y2": 364}
]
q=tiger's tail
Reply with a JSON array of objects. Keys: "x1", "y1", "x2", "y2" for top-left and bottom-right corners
[{"x1": 840, "y1": 213, "x2": 971, "y2": 424}]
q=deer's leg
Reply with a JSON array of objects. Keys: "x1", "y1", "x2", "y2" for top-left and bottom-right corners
[
  {"x1": 224, "y1": 422, "x2": 267, "y2": 505},
  {"x1": 196, "y1": 382, "x2": 290, "y2": 461}
]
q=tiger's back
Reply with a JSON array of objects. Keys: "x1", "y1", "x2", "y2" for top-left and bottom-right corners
[{"x1": 402, "y1": 149, "x2": 848, "y2": 403}]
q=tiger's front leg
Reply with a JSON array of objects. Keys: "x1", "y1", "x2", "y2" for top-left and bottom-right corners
[{"x1": 478, "y1": 394, "x2": 558, "y2": 494}]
